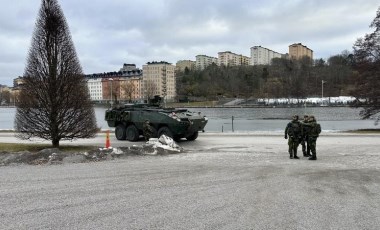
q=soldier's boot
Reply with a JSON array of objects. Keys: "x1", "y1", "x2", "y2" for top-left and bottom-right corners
[
  {"x1": 289, "y1": 151, "x2": 294, "y2": 159},
  {"x1": 302, "y1": 145, "x2": 307, "y2": 156},
  {"x1": 308, "y1": 152, "x2": 317, "y2": 160},
  {"x1": 306, "y1": 147, "x2": 312, "y2": 157},
  {"x1": 293, "y1": 149, "x2": 300, "y2": 159}
]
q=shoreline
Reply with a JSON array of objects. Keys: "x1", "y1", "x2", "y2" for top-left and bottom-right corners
[
  {"x1": 0, "y1": 104, "x2": 356, "y2": 109},
  {"x1": 1, "y1": 130, "x2": 379, "y2": 149},
  {"x1": 1, "y1": 129, "x2": 380, "y2": 134}
]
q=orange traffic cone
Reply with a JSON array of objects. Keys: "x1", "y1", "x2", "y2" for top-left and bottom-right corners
[{"x1": 105, "y1": 130, "x2": 111, "y2": 148}]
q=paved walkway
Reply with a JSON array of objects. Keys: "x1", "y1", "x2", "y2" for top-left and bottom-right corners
[{"x1": 1, "y1": 133, "x2": 380, "y2": 229}]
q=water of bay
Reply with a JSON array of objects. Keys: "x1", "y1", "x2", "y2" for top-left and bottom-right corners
[{"x1": 0, "y1": 106, "x2": 377, "y2": 133}]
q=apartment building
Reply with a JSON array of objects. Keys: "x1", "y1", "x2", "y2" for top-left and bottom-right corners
[
  {"x1": 142, "y1": 61, "x2": 176, "y2": 102},
  {"x1": 87, "y1": 78, "x2": 103, "y2": 101},
  {"x1": 120, "y1": 63, "x2": 138, "y2": 72},
  {"x1": 85, "y1": 64, "x2": 143, "y2": 103},
  {"x1": 218, "y1": 51, "x2": 236, "y2": 66},
  {"x1": 176, "y1": 60, "x2": 195, "y2": 72},
  {"x1": 250, "y1": 46, "x2": 283, "y2": 65},
  {"x1": 195, "y1": 55, "x2": 218, "y2": 70},
  {"x1": 0, "y1": 84, "x2": 12, "y2": 105},
  {"x1": 119, "y1": 76, "x2": 142, "y2": 102},
  {"x1": 240, "y1": 55, "x2": 250, "y2": 66},
  {"x1": 218, "y1": 51, "x2": 250, "y2": 66},
  {"x1": 119, "y1": 66, "x2": 143, "y2": 102},
  {"x1": 289, "y1": 43, "x2": 313, "y2": 60}
]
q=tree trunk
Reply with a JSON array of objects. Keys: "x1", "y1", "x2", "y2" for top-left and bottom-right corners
[{"x1": 52, "y1": 139, "x2": 60, "y2": 148}]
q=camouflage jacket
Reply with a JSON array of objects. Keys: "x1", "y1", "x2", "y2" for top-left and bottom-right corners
[
  {"x1": 285, "y1": 120, "x2": 303, "y2": 138},
  {"x1": 303, "y1": 121, "x2": 321, "y2": 137},
  {"x1": 143, "y1": 123, "x2": 153, "y2": 134},
  {"x1": 301, "y1": 121, "x2": 311, "y2": 137}
]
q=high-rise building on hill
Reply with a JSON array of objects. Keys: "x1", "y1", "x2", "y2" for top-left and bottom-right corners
[
  {"x1": 176, "y1": 60, "x2": 195, "y2": 72},
  {"x1": 195, "y1": 55, "x2": 218, "y2": 70},
  {"x1": 250, "y1": 46, "x2": 283, "y2": 65},
  {"x1": 218, "y1": 51, "x2": 250, "y2": 66},
  {"x1": 289, "y1": 43, "x2": 313, "y2": 60}
]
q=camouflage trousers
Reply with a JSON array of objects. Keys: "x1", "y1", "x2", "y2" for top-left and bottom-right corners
[
  {"x1": 288, "y1": 136, "x2": 300, "y2": 156},
  {"x1": 308, "y1": 136, "x2": 318, "y2": 157},
  {"x1": 301, "y1": 136, "x2": 310, "y2": 155},
  {"x1": 143, "y1": 128, "x2": 153, "y2": 141}
]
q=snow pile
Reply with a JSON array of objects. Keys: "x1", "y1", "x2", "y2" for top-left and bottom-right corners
[
  {"x1": 145, "y1": 135, "x2": 183, "y2": 154},
  {"x1": 110, "y1": 147, "x2": 124, "y2": 155}
]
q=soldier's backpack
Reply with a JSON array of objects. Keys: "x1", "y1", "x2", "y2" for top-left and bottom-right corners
[{"x1": 316, "y1": 123, "x2": 321, "y2": 135}]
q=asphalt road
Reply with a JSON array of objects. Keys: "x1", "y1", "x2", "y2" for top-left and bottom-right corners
[{"x1": 1, "y1": 133, "x2": 380, "y2": 229}]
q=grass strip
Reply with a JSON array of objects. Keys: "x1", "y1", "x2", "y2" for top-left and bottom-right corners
[{"x1": 0, "y1": 143, "x2": 96, "y2": 153}]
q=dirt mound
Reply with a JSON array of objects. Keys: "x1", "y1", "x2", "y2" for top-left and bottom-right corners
[{"x1": 0, "y1": 139, "x2": 183, "y2": 166}]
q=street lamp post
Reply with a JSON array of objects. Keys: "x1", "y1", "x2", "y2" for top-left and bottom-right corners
[
  {"x1": 321, "y1": 80, "x2": 327, "y2": 105},
  {"x1": 109, "y1": 78, "x2": 113, "y2": 107}
]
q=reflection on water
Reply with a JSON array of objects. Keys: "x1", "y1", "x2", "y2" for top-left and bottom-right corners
[{"x1": 1, "y1": 106, "x2": 377, "y2": 132}]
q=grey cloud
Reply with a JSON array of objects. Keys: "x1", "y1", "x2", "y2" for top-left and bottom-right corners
[{"x1": 0, "y1": 0, "x2": 379, "y2": 85}]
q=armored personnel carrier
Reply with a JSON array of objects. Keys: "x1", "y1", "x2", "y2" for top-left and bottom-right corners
[{"x1": 104, "y1": 101, "x2": 208, "y2": 142}]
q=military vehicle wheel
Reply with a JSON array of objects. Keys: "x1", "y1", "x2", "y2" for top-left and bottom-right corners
[
  {"x1": 115, "y1": 124, "x2": 126, "y2": 140},
  {"x1": 150, "y1": 126, "x2": 158, "y2": 138},
  {"x1": 186, "y1": 131, "x2": 198, "y2": 141},
  {"x1": 158, "y1": 126, "x2": 173, "y2": 139},
  {"x1": 126, "y1": 125, "x2": 139, "y2": 141}
]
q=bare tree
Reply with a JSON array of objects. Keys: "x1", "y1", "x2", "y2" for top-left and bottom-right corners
[
  {"x1": 1, "y1": 90, "x2": 11, "y2": 105},
  {"x1": 14, "y1": 0, "x2": 97, "y2": 147},
  {"x1": 120, "y1": 80, "x2": 136, "y2": 102},
  {"x1": 351, "y1": 6, "x2": 380, "y2": 123},
  {"x1": 144, "y1": 79, "x2": 157, "y2": 101},
  {"x1": 0, "y1": 86, "x2": 9, "y2": 105}
]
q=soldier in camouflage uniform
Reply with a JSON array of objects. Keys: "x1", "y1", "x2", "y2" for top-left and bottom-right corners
[
  {"x1": 301, "y1": 115, "x2": 312, "y2": 157},
  {"x1": 284, "y1": 115, "x2": 303, "y2": 159},
  {"x1": 143, "y1": 120, "x2": 154, "y2": 141},
  {"x1": 305, "y1": 115, "x2": 321, "y2": 160}
]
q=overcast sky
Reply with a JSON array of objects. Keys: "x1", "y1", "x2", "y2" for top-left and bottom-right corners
[{"x1": 0, "y1": 0, "x2": 379, "y2": 86}]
